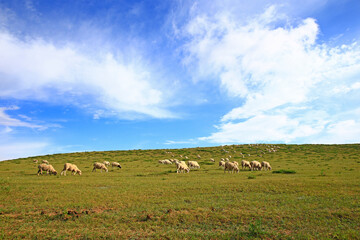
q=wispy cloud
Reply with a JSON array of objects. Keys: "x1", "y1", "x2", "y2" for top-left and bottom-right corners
[
  {"x1": 0, "y1": 106, "x2": 45, "y2": 129},
  {"x1": 164, "y1": 139, "x2": 198, "y2": 145},
  {"x1": 0, "y1": 141, "x2": 50, "y2": 161},
  {"x1": 183, "y1": 5, "x2": 360, "y2": 144},
  {"x1": 0, "y1": 30, "x2": 175, "y2": 119}
]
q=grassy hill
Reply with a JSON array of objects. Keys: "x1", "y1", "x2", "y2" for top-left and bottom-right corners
[{"x1": 0, "y1": 144, "x2": 359, "y2": 239}]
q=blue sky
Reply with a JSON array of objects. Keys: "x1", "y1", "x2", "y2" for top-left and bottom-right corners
[{"x1": 1, "y1": 0, "x2": 360, "y2": 160}]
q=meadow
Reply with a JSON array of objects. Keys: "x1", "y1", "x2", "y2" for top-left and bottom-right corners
[{"x1": 0, "y1": 144, "x2": 359, "y2": 239}]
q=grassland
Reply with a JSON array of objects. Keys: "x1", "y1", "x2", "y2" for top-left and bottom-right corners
[{"x1": 0, "y1": 144, "x2": 359, "y2": 239}]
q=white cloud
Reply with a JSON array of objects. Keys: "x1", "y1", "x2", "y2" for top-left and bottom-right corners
[
  {"x1": 183, "y1": 5, "x2": 360, "y2": 144},
  {"x1": 164, "y1": 139, "x2": 197, "y2": 145},
  {"x1": 0, "y1": 30, "x2": 175, "y2": 119},
  {"x1": 0, "y1": 141, "x2": 49, "y2": 161},
  {"x1": 0, "y1": 106, "x2": 45, "y2": 129}
]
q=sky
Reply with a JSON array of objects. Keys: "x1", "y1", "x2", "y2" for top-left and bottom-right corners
[{"x1": 0, "y1": 0, "x2": 360, "y2": 160}]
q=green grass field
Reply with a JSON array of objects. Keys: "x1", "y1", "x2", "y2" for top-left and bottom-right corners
[{"x1": 0, "y1": 144, "x2": 359, "y2": 239}]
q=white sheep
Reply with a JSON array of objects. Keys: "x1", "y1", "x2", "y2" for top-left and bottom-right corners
[
  {"x1": 261, "y1": 161, "x2": 272, "y2": 171},
  {"x1": 33, "y1": 159, "x2": 38, "y2": 163},
  {"x1": 175, "y1": 161, "x2": 189, "y2": 173},
  {"x1": 224, "y1": 161, "x2": 239, "y2": 173},
  {"x1": 210, "y1": 158, "x2": 215, "y2": 162},
  {"x1": 111, "y1": 162, "x2": 122, "y2": 168},
  {"x1": 61, "y1": 163, "x2": 82, "y2": 176},
  {"x1": 103, "y1": 161, "x2": 110, "y2": 167},
  {"x1": 163, "y1": 159, "x2": 172, "y2": 164},
  {"x1": 188, "y1": 161, "x2": 200, "y2": 169},
  {"x1": 42, "y1": 160, "x2": 49, "y2": 164},
  {"x1": 37, "y1": 163, "x2": 57, "y2": 175},
  {"x1": 219, "y1": 160, "x2": 225, "y2": 168},
  {"x1": 197, "y1": 154, "x2": 201, "y2": 159},
  {"x1": 92, "y1": 162, "x2": 108, "y2": 172},
  {"x1": 159, "y1": 159, "x2": 172, "y2": 164},
  {"x1": 241, "y1": 160, "x2": 251, "y2": 170},
  {"x1": 250, "y1": 161, "x2": 262, "y2": 171}
]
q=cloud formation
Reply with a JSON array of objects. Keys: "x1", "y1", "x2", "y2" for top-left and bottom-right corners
[
  {"x1": 0, "y1": 30, "x2": 174, "y2": 119},
  {"x1": 183, "y1": 6, "x2": 360, "y2": 143},
  {"x1": 0, "y1": 106, "x2": 44, "y2": 129}
]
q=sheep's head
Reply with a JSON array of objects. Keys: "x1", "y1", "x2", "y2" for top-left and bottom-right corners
[
  {"x1": 118, "y1": 165, "x2": 122, "y2": 168},
  {"x1": 78, "y1": 170, "x2": 82, "y2": 175},
  {"x1": 53, "y1": 171, "x2": 58, "y2": 175}
]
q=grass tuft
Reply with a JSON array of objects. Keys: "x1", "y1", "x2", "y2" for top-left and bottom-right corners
[{"x1": 272, "y1": 169, "x2": 296, "y2": 174}]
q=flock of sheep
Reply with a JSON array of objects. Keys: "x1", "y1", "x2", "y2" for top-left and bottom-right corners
[
  {"x1": 159, "y1": 144, "x2": 279, "y2": 173},
  {"x1": 159, "y1": 157, "x2": 272, "y2": 174},
  {"x1": 34, "y1": 144, "x2": 279, "y2": 176},
  {"x1": 34, "y1": 159, "x2": 122, "y2": 176}
]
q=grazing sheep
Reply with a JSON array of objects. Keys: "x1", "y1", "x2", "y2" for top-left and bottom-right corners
[
  {"x1": 261, "y1": 161, "x2": 272, "y2": 171},
  {"x1": 92, "y1": 162, "x2": 108, "y2": 172},
  {"x1": 33, "y1": 159, "x2": 38, "y2": 163},
  {"x1": 196, "y1": 154, "x2": 201, "y2": 159},
  {"x1": 224, "y1": 162, "x2": 239, "y2": 173},
  {"x1": 37, "y1": 164, "x2": 57, "y2": 175},
  {"x1": 233, "y1": 161, "x2": 239, "y2": 166},
  {"x1": 42, "y1": 160, "x2": 49, "y2": 164},
  {"x1": 219, "y1": 160, "x2": 225, "y2": 168},
  {"x1": 103, "y1": 161, "x2": 110, "y2": 167},
  {"x1": 188, "y1": 161, "x2": 200, "y2": 169},
  {"x1": 175, "y1": 161, "x2": 189, "y2": 173},
  {"x1": 111, "y1": 162, "x2": 122, "y2": 168},
  {"x1": 210, "y1": 158, "x2": 215, "y2": 162},
  {"x1": 61, "y1": 163, "x2": 82, "y2": 176},
  {"x1": 241, "y1": 160, "x2": 251, "y2": 170},
  {"x1": 159, "y1": 159, "x2": 172, "y2": 164},
  {"x1": 250, "y1": 161, "x2": 262, "y2": 171},
  {"x1": 163, "y1": 159, "x2": 172, "y2": 164}
]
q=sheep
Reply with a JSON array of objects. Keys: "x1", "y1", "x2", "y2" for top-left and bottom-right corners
[
  {"x1": 42, "y1": 160, "x2": 49, "y2": 164},
  {"x1": 111, "y1": 162, "x2": 122, "y2": 168},
  {"x1": 233, "y1": 161, "x2": 239, "y2": 166},
  {"x1": 196, "y1": 154, "x2": 201, "y2": 159},
  {"x1": 61, "y1": 163, "x2": 82, "y2": 176},
  {"x1": 210, "y1": 158, "x2": 215, "y2": 162},
  {"x1": 188, "y1": 161, "x2": 200, "y2": 169},
  {"x1": 103, "y1": 161, "x2": 110, "y2": 167},
  {"x1": 250, "y1": 161, "x2": 262, "y2": 171},
  {"x1": 219, "y1": 160, "x2": 225, "y2": 168},
  {"x1": 261, "y1": 161, "x2": 272, "y2": 171},
  {"x1": 163, "y1": 159, "x2": 172, "y2": 164},
  {"x1": 37, "y1": 163, "x2": 57, "y2": 175},
  {"x1": 175, "y1": 161, "x2": 189, "y2": 173},
  {"x1": 33, "y1": 159, "x2": 38, "y2": 163},
  {"x1": 241, "y1": 160, "x2": 251, "y2": 170},
  {"x1": 159, "y1": 159, "x2": 172, "y2": 164},
  {"x1": 224, "y1": 161, "x2": 239, "y2": 173},
  {"x1": 92, "y1": 162, "x2": 108, "y2": 172}
]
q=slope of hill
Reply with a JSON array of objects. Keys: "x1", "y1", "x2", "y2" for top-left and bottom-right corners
[{"x1": 1, "y1": 144, "x2": 359, "y2": 239}]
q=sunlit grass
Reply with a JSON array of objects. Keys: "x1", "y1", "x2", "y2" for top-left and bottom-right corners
[{"x1": 0, "y1": 144, "x2": 359, "y2": 239}]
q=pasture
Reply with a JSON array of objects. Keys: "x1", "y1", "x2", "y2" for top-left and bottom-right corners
[{"x1": 0, "y1": 144, "x2": 359, "y2": 239}]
